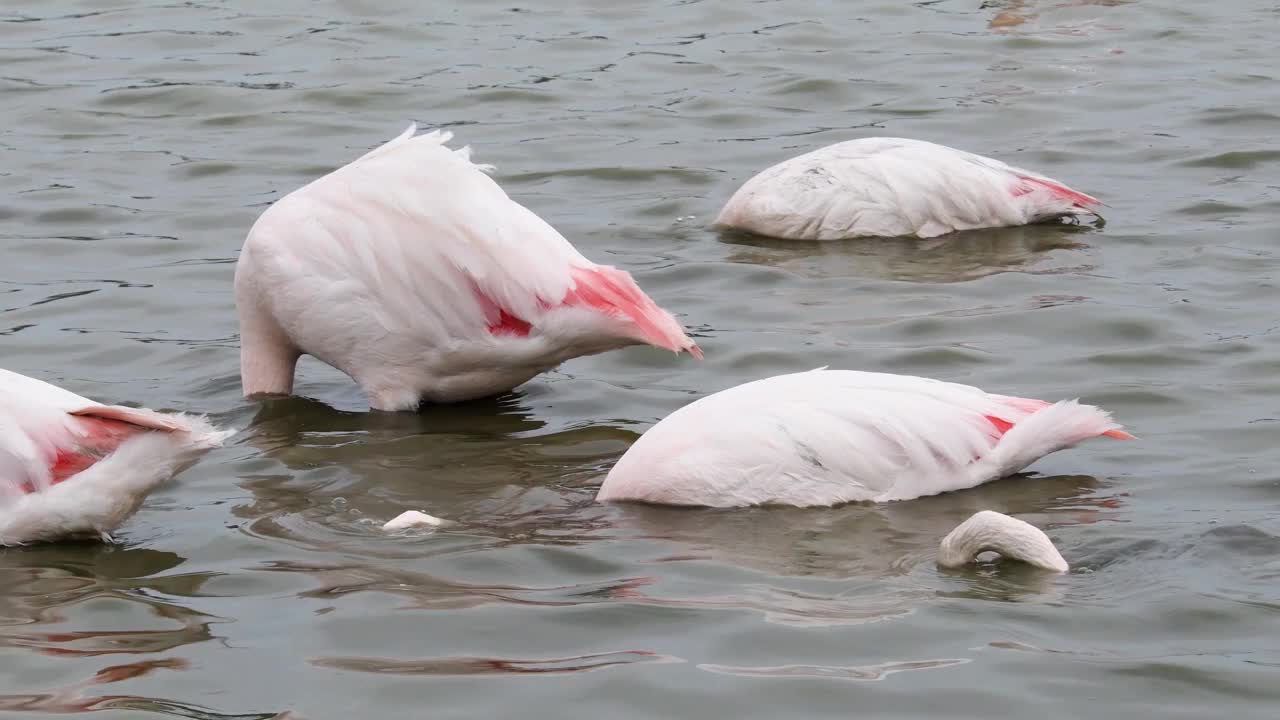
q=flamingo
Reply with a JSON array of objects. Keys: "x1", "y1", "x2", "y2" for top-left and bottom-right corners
[
  {"x1": 938, "y1": 511, "x2": 1069, "y2": 572},
  {"x1": 716, "y1": 138, "x2": 1101, "y2": 240},
  {"x1": 0, "y1": 368, "x2": 231, "y2": 545},
  {"x1": 235, "y1": 124, "x2": 702, "y2": 412},
  {"x1": 595, "y1": 368, "x2": 1132, "y2": 507}
]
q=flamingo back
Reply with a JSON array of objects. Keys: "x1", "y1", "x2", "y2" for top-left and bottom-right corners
[
  {"x1": 716, "y1": 137, "x2": 1100, "y2": 240},
  {"x1": 596, "y1": 368, "x2": 1128, "y2": 507}
]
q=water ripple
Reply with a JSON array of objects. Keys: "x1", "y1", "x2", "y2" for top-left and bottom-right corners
[
  {"x1": 312, "y1": 650, "x2": 679, "y2": 677},
  {"x1": 4, "y1": 0, "x2": 1280, "y2": 717},
  {"x1": 700, "y1": 657, "x2": 972, "y2": 682}
]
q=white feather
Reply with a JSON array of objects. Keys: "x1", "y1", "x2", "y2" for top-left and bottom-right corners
[
  {"x1": 595, "y1": 368, "x2": 1129, "y2": 507},
  {"x1": 716, "y1": 138, "x2": 1100, "y2": 240}
]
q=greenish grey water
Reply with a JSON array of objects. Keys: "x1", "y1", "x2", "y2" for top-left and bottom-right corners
[{"x1": 2, "y1": 0, "x2": 1279, "y2": 717}]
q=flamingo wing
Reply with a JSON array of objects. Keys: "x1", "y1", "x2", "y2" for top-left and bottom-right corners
[
  {"x1": 0, "y1": 408, "x2": 45, "y2": 499},
  {"x1": 1, "y1": 368, "x2": 99, "y2": 495},
  {"x1": 0, "y1": 369, "x2": 178, "y2": 496}
]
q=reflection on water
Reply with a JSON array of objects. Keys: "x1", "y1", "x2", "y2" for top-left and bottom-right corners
[
  {"x1": 245, "y1": 393, "x2": 550, "y2": 446},
  {"x1": 719, "y1": 224, "x2": 1097, "y2": 283},
  {"x1": 311, "y1": 650, "x2": 679, "y2": 677},
  {"x1": 3, "y1": 599, "x2": 217, "y2": 659},
  {"x1": 0, "y1": 550, "x2": 288, "y2": 718},
  {"x1": 0, "y1": 547, "x2": 220, "y2": 658},
  {"x1": 0, "y1": 658, "x2": 291, "y2": 718},
  {"x1": 700, "y1": 657, "x2": 971, "y2": 682},
  {"x1": 610, "y1": 473, "x2": 1115, "y2": 574},
  {"x1": 236, "y1": 472, "x2": 1123, "y2": 644},
  {"x1": 255, "y1": 559, "x2": 655, "y2": 611},
  {"x1": 233, "y1": 394, "x2": 639, "y2": 557},
  {"x1": 986, "y1": 0, "x2": 1134, "y2": 33},
  {"x1": 0, "y1": 548, "x2": 221, "y2": 666}
]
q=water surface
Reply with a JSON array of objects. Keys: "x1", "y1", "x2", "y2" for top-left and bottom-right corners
[{"x1": 3, "y1": 1, "x2": 1279, "y2": 718}]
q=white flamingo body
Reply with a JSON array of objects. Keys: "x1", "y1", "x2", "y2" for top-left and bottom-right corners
[
  {"x1": 596, "y1": 369, "x2": 1131, "y2": 507},
  {"x1": 716, "y1": 138, "x2": 1101, "y2": 240},
  {"x1": 0, "y1": 369, "x2": 231, "y2": 545},
  {"x1": 235, "y1": 125, "x2": 700, "y2": 411}
]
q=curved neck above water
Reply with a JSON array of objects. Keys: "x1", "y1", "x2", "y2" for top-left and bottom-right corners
[{"x1": 938, "y1": 511, "x2": 1069, "y2": 572}]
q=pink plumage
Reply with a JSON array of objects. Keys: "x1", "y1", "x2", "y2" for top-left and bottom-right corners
[
  {"x1": 596, "y1": 368, "x2": 1132, "y2": 507},
  {"x1": 716, "y1": 138, "x2": 1101, "y2": 240},
  {"x1": 0, "y1": 368, "x2": 230, "y2": 545},
  {"x1": 235, "y1": 124, "x2": 701, "y2": 412}
]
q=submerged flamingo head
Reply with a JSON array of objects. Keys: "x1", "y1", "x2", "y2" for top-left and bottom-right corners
[{"x1": 937, "y1": 511, "x2": 1069, "y2": 573}]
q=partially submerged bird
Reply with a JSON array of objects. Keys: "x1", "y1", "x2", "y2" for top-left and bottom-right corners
[
  {"x1": 716, "y1": 138, "x2": 1101, "y2": 240},
  {"x1": 236, "y1": 124, "x2": 701, "y2": 412},
  {"x1": 938, "y1": 510, "x2": 1069, "y2": 572},
  {"x1": 382, "y1": 510, "x2": 447, "y2": 531},
  {"x1": 596, "y1": 368, "x2": 1132, "y2": 507},
  {"x1": 0, "y1": 368, "x2": 231, "y2": 546}
]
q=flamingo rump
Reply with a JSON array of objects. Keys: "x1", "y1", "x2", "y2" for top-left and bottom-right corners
[
  {"x1": 596, "y1": 368, "x2": 1132, "y2": 507},
  {"x1": 235, "y1": 124, "x2": 701, "y2": 412},
  {"x1": 0, "y1": 368, "x2": 231, "y2": 545},
  {"x1": 716, "y1": 138, "x2": 1101, "y2": 240}
]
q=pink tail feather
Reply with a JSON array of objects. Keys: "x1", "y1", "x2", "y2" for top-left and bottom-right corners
[
  {"x1": 564, "y1": 266, "x2": 701, "y2": 357},
  {"x1": 470, "y1": 266, "x2": 700, "y2": 357},
  {"x1": 987, "y1": 395, "x2": 1133, "y2": 441},
  {"x1": 21, "y1": 409, "x2": 188, "y2": 495},
  {"x1": 1013, "y1": 175, "x2": 1100, "y2": 209},
  {"x1": 71, "y1": 405, "x2": 187, "y2": 432}
]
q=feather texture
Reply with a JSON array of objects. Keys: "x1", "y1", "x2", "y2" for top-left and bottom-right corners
[
  {"x1": 236, "y1": 125, "x2": 700, "y2": 411},
  {"x1": 596, "y1": 368, "x2": 1131, "y2": 507},
  {"x1": 0, "y1": 368, "x2": 231, "y2": 545},
  {"x1": 716, "y1": 138, "x2": 1100, "y2": 240}
]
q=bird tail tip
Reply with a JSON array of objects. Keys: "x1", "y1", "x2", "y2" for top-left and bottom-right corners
[
  {"x1": 1015, "y1": 175, "x2": 1101, "y2": 209},
  {"x1": 567, "y1": 265, "x2": 700, "y2": 360}
]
